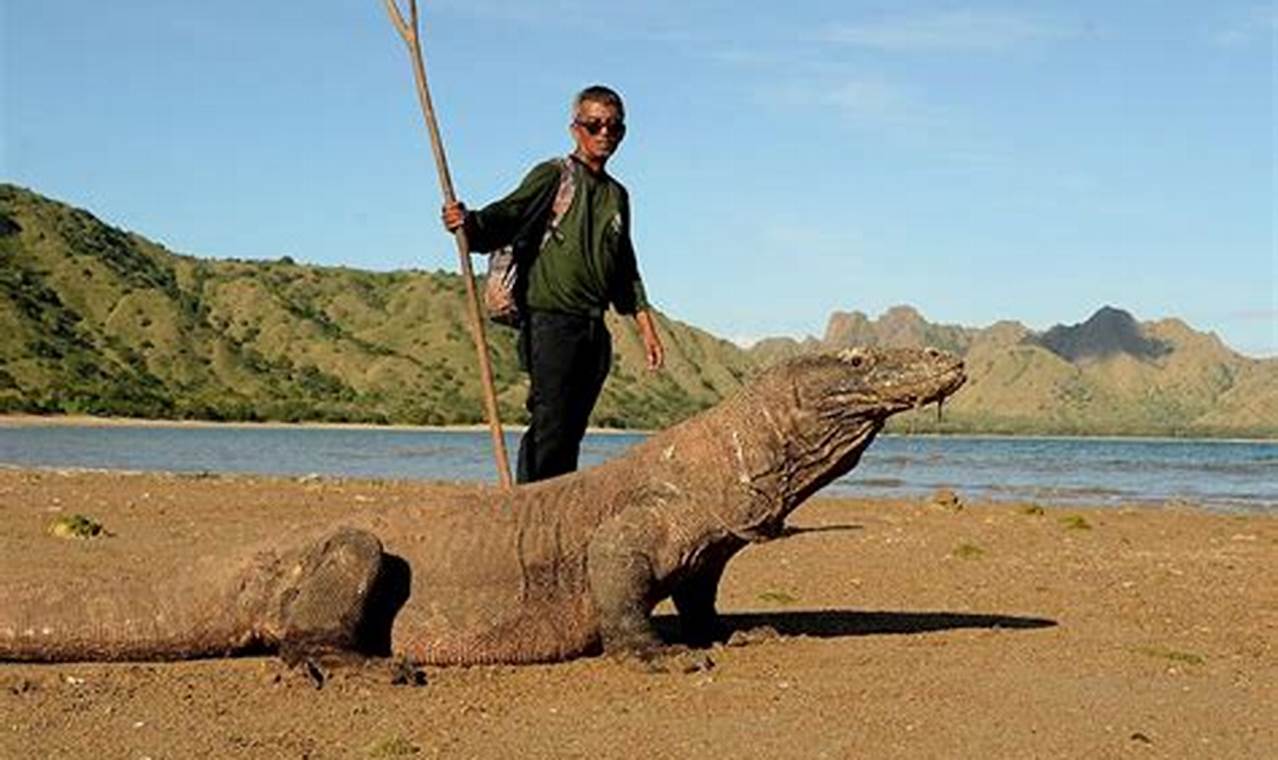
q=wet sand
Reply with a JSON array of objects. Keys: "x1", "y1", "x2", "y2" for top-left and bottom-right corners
[{"x1": 1, "y1": 468, "x2": 1274, "y2": 758}]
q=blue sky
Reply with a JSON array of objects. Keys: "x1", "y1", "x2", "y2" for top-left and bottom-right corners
[{"x1": 4, "y1": 1, "x2": 1275, "y2": 356}]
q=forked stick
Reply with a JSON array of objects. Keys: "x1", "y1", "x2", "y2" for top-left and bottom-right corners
[{"x1": 384, "y1": 0, "x2": 513, "y2": 489}]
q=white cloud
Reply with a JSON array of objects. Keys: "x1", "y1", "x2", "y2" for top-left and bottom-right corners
[
  {"x1": 1212, "y1": 6, "x2": 1278, "y2": 46},
  {"x1": 427, "y1": 0, "x2": 593, "y2": 24},
  {"x1": 757, "y1": 75, "x2": 941, "y2": 128},
  {"x1": 823, "y1": 10, "x2": 1075, "y2": 53},
  {"x1": 822, "y1": 79, "x2": 917, "y2": 122},
  {"x1": 726, "y1": 332, "x2": 811, "y2": 349},
  {"x1": 426, "y1": 0, "x2": 690, "y2": 40},
  {"x1": 1229, "y1": 308, "x2": 1278, "y2": 322},
  {"x1": 755, "y1": 216, "x2": 869, "y2": 254},
  {"x1": 727, "y1": 334, "x2": 763, "y2": 348}
]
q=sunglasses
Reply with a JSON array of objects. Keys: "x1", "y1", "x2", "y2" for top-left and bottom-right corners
[{"x1": 574, "y1": 118, "x2": 626, "y2": 136}]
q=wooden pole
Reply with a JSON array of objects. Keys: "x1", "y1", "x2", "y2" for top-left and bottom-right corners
[{"x1": 384, "y1": 0, "x2": 513, "y2": 489}]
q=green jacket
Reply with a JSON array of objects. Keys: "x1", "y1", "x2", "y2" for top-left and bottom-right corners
[{"x1": 466, "y1": 156, "x2": 650, "y2": 317}]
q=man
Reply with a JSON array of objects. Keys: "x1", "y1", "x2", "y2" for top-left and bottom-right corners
[{"x1": 442, "y1": 85, "x2": 664, "y2": 484}]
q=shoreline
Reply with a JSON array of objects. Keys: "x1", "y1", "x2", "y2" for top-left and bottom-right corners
[{"x1": 2, "y1": 413, "x2": 1274, "y2": 444}]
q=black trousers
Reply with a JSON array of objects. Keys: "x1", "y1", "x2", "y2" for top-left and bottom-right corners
[{"x1": 516, "y1": 310, "x2": 611, "y2": 484}]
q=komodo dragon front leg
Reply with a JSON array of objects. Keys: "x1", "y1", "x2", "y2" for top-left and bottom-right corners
[
  {"x1": 672, "y1": 541, "x2": 745, "y2": 647},
  {"x1": 587, "y1": 500, "x2": 747, "y2": 655},
  {"x1": 587, "y1": 505, "x2": 665, "y2": 654}
]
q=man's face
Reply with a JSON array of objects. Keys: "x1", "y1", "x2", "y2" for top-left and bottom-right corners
[{"x1": 571, "y1": 100, "x2": 625, "y2": 165}]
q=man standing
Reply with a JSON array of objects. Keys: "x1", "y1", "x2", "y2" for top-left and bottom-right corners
[{"x1": 442, "y1": 85, "x2": 664, "y2": 484}]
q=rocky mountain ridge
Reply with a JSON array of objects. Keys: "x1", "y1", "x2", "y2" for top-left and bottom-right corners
[{"x1": 747, "y1": 304, "x2": 1276, "y2": 437}]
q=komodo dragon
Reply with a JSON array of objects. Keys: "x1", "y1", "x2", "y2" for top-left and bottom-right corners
[{"x1": 0, "y1": 346, "x2": 964, "y2": 664}]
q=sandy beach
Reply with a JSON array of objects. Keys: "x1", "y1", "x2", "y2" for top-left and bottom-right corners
[{"x1": 1, "y1": 467, "x2": 1274, "y2": 759}]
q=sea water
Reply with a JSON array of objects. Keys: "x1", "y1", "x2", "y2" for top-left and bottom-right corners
[{"x1": 0, "y1": 424, "x2": 1273, "y2": 513}]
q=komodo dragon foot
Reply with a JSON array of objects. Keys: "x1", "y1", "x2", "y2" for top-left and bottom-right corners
[{"x1": 265, "y1": 527, "x2": 385, "y2": 662}]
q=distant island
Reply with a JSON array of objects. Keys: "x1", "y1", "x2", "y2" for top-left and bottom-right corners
[{"x1": 2, "y1": 184, "x2": 1275, "y2": 438}]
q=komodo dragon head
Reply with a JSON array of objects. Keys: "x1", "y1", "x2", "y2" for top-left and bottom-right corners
[
  {"x1": 796, "y1": 345, "x2": 966, "y2": 419},
  {"x1": 736, "y1": 346, "x2": 966, "y2": 510}
]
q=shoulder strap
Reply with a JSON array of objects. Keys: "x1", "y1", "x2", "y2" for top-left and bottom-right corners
[
  {"x1": 503, "y1": 159, "x2": 567, "y2": 254},
  {"x1": 546, "y1": 157, "x2": 576, "y2": 233}
]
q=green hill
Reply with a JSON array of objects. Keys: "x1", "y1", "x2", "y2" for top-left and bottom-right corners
[{"x1": 0, "y1": 184, "x2": 752, "y2": 428}]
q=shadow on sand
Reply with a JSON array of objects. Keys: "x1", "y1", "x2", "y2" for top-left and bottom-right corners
[
  {"x1": 356, "y1": 553, "x2": 412, "y2": 657},
  {"x1": 776, "y1": 524, "x2": 864, "y2": 538},
  {"x1": 654, "y1": 609, "x2": 1056, "y2": 642},
  {"x1": 356, "y1": 553, "x2": 1056, "y2": 657}
]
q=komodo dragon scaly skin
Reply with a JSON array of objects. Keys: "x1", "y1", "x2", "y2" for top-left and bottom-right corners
[{"x1": 0, "y1": 347, "x2": 964, "y2": 664}]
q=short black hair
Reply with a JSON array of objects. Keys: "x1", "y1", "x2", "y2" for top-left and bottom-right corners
[{"x1": 573, "y1": 85, "x2": 625, "y2": 119}]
